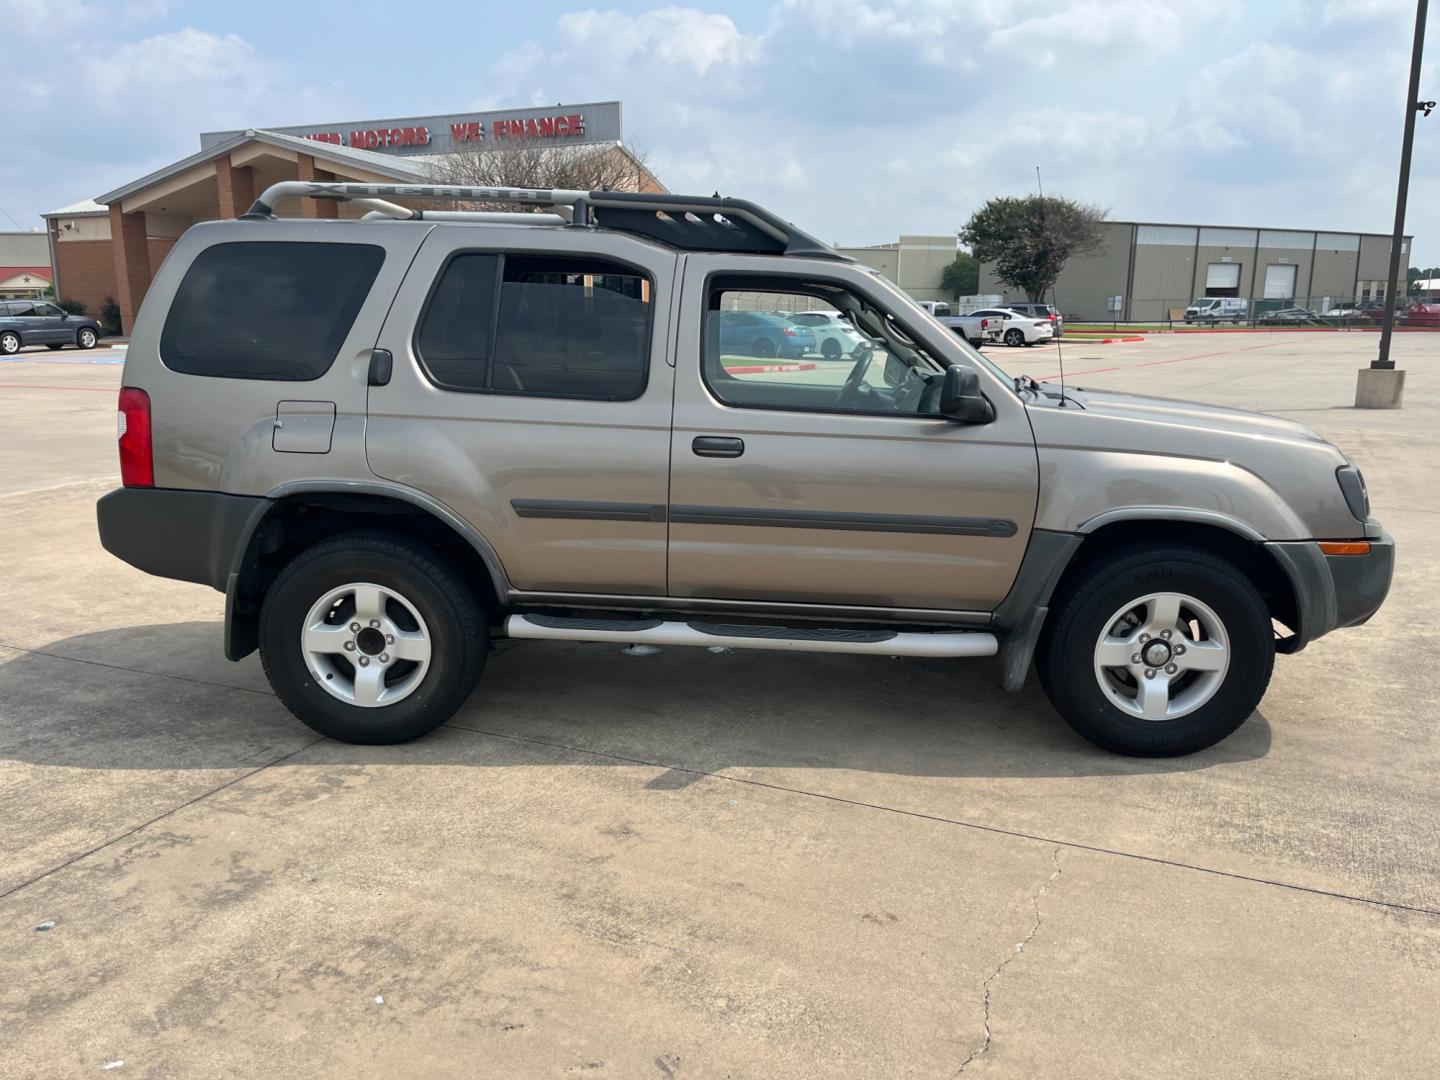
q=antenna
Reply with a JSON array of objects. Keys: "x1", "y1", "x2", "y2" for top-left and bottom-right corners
[{"x1": 1036, "y1": 166, "x2": 1067, "y2": 406}]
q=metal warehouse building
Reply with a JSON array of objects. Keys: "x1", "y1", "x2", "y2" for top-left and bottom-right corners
[{"x1": 979, "y1": 221, "x2": 1412, "y2": 322}]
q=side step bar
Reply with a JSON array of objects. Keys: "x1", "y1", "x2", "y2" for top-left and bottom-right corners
[{"x1": 504, "y1": 614, "x2": 997, "y2": 658}]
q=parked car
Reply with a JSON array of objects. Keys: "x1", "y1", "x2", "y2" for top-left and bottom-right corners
[
  {"x1": 715, "y1": 310, "x2": 816, "y2": 359},
  {"x1": 0, "y1": 300, "x2": 102, "y2": 355},
  {"x1": 1184, "y1": 298, "x2": 1248, "y2": 324},
  {"x1": 96, "y1": 181, "x2": 1393, "y2": 758},
  {"x1": 1256, "y1": 306, "x2": 1329, "y2": 326},
  {"x1": 1402, "y1": 303, "x2": 1440, "y2": 326},
  {"x1": 936, "y1": 311, "x2": 1002, "y2": 347},
  {"x1": 787, "y1": 311, "x2": 872, "y2": 359},
  {"x1": 969, "y1": 308, "x2": 1054, "y2": 346},
  {"x1": 916, "y1": 301, "x2": 952, "y2": 317},
  {"x1": 1004, "y1": 302, "x2": 1064, "y2": 338}
]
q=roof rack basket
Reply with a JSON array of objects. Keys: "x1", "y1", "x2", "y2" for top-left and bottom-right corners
[{"x1": 243, "y1": 182, "x2": 845, "y2": 260}]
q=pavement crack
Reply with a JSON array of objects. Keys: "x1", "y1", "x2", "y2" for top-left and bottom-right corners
[{"x1": 953, "y1": 847, "x2": 1064, "y2": 1076}]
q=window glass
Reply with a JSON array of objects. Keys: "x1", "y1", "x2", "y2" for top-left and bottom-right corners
[
  {"x1": 705, "y1": 280, "x2": 947, "y2": 417},
  {"x1": 416, "y1": 253, "x2": 497, "y2": 390},
  {"x1": 418, "y1": 253, "x2": 651, "y2": 400},
  {"x1": 9, "y1": 302, "x2": 36, "y2": 317},
  {"x1": 34, "y1": 303, "x2": 63, "y2": 317},
  {"x1": 160, "y1": 242, "x2": 384, "y2": 381}
]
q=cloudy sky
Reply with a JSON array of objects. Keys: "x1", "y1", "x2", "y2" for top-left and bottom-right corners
[{"x1": 3, "y1": 0, "x2": 1436, "y2": 261}]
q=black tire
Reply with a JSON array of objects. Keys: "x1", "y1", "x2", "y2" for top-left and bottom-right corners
[
  {"x1": 1004, "y1": 328, "x2": 1025, "y2": 347},
  {"x1": 259, "y1": 533, "x2": 487, "y2": 744},
  {"x1": 0, "y1": 331, "x2": 19, "y2": 355},
  {"x1": 821, "y1": 338, "x2": 842, "y2": 360},
  {"x1": 1036, "y1": 543, "x2": 1274, "y2": 756},
  {"x1": 46, "y1": 343, "x2": 64, "y2": 350},
  {"x1": 752, "y1": 337, "x2": 777, "y2": 359},
  {"x1": 77, "y1": 327, "x2": 98, "y2": 349}
]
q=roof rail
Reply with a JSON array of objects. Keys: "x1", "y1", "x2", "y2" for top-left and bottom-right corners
[{"x1": 243, "y1": 181, "x2": 847, "y2": 261}]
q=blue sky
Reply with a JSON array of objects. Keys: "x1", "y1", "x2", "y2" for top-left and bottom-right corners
[{"x1": 3, "y1": 0, "x2": 1436, "y2": 262}]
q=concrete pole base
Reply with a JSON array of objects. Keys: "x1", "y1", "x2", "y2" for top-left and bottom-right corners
[{"x1": 1355, "y1": 366, "x2": 1406, "y2": 409}]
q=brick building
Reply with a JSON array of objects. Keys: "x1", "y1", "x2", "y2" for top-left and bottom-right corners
[{"x1": 42, "y1": 101, "x2": 659, "y2": 332}]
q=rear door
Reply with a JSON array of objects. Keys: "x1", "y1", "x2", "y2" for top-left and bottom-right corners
[
  {"x1": 667, "y1": 256, "x2": 1039, "y2": 613},
  {"x1": 366, "y1": 226, "x2": 678, "y2": 598}
]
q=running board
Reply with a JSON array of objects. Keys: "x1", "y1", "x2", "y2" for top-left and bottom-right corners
[{"x1": 504, "y1": 614, "x2": 997, "y2": 658}]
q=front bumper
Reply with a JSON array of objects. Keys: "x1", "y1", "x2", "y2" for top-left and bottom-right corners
[{"x1": 1267, "y1": 532, "x2": 1395, "y2": 651}]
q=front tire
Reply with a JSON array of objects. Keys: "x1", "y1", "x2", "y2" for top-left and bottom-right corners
[
  {"x1": 77, "y1": 327, "x2": 98, "y2": 349},
  {"x1": 1036, "y1": 544, "x2": 1273, "y2": 756},
  {"x1": 1005, "y1": 328, "x2": 1025, "y2": 347},
  {"x1": 47, "y1": 343, "x2": 64, "y2": 350},
  {"x1": 259, "y1": 534, "x2": 487, "y2": 744},
  {"x1": 821, "y1": 338, "x2": 842, "y2": 360}
]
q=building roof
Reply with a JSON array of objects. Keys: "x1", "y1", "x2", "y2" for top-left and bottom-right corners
[
  {"x1": 92, "y1": 129, "x2": 430, "y2": 207},
  {"x1": 41, "y1": 198, "x2": 107, "y2": 218},
  {"x1": 0, "y1": 266, "x2": 53, "y2": 281}
]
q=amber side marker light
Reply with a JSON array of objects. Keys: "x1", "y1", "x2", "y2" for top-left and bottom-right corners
[{"x1": 1318, "y1": 541, "x2": 1372, "y2": 556}]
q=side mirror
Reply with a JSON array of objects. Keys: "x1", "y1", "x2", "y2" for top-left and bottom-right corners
[{"x1": 939, "y1": 365, "x2": 994, "y2": 424}]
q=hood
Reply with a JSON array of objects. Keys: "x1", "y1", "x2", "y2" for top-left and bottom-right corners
[{"x1": 1041, "y1": 385, "x2": 1331, "y2": 446}]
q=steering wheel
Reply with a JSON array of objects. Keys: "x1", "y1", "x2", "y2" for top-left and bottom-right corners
[{"x1": 835, "y1": 349, "x2": 875, "y2": 408}]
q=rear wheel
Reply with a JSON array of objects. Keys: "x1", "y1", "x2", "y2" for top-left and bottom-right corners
[
  {"x1": 0, "y1": 332, "x2": 19, "y2": 355},
  {"x1": 46, "y1": 343, "x2": 64, "y2": 350},
  {"x1": 259, "y1": 534, "x2": 487, "y2": 744},
  {"x1": 1037, "y1": 544, "x2": 1273, "y2": 756}
]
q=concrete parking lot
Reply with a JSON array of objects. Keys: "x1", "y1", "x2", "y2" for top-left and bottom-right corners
[{"x1": 2, "y1": 331, "x2": 1437, "y2": 1078}]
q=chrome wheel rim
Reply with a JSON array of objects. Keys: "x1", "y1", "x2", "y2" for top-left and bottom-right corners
[
  {"x1": 1, "y1": 334, "x2": 18, "y2": 354},
  {"x1": 1093, "y1": 592, "x2": 1230, "y2": 721},
  {"x1": 301, "y1": 582, "x2": 432, "y2": 708},
  {"x1": 80, "y1": 330, "x2": 95, "y2": 346}
]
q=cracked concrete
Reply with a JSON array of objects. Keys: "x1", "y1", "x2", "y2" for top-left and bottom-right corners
[
  {"x1": 954, "y1": 848, "x2": 1064, "y2": 1076},
  {"x1": 2, "y1": 332, "x2": 1438, "y2": 1077}
]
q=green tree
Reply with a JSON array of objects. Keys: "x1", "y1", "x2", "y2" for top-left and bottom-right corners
[
  {"x1": 960, "y1": 195, "x2": 1107, "y2": 302},
  {"x1": 941, "y1": 251, "x2": 979, "y2": 300}
]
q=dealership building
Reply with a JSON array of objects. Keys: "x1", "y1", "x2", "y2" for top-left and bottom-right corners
[{"x1": 41, "y1": 101, "x2": 658, "y2": 332}]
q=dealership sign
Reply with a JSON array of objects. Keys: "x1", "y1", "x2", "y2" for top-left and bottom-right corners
[{"x1": 201, "y1": 101, "x2": 622, "y2": 158}]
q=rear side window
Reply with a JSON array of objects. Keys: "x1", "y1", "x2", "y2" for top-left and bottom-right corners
[
  {"x1": 416, "y1": 253, "x2": 652, "y2": 401},
  {"x1": 160, "y1": 241, "x2": 384, "y2": 381}
]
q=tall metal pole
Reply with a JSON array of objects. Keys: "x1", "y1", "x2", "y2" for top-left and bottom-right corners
[{"x1": 1375, "y1": 0, "x2": 1429, "y2": 370}]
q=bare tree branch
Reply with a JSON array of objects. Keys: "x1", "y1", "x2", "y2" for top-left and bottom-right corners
[{"x1": 427, "y1": 141, "x2": 658, "y2": 209}]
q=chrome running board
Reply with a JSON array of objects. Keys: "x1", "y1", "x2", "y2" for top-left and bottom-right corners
[{"x1": 504, "y1": 614, "x2": 998, "y2": 658}]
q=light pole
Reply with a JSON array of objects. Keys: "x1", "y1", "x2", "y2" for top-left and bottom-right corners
[{"x1": 1358, "y1": 0, "x2": 1431, "y2": 407}]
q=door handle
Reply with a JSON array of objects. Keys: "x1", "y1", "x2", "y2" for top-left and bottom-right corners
[
  {"x1": 367, "y1": 348, "x2": 393, "y2": 387},
  {"x1": 692, "y1": 436, "x2": 745, "y2": 458}
]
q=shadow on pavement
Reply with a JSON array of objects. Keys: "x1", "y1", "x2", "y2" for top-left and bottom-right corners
[{"x1": 0, "y1": 621, "x2": 1271, "y2": 779}]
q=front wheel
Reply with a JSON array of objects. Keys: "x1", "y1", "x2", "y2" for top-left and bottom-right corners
[
  {"x1": 259, "y1": 534, "x2": 488, "y2": 744},
  {"x1": 821, "y1": 338, "x2": 842, "y2": 360},
  {"x1": 77, "y1": 327, "x2": 98, "y2": 349},
  {"x1": 1004, "y1": 328, "x2": 1025, "y2": 347},
  {"x1": 1036, "y1": 544, "x2": 1274, "y2": 756}
]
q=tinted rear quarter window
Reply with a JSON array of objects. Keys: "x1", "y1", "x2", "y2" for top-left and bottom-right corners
[{"x1": 160, "y1": 241, "x2": 384, "y2": 380}]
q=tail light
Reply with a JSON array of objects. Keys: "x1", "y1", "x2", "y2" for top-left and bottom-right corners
[
  {"x1": 981, "y1": 318, "x2": 990, "y2": 329},
  {"x1": 117, "y1": 387, "x2": 153, "y2": 488},
  {"x1": 782, "y1": 326, "x2": 801, "y2": 337}
]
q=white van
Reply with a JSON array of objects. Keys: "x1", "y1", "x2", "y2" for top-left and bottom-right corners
[
  {"x1": 1184, "y1": 298, "x2": 1249, "y2": 324},
  {"x1": 917, "y1": 301, "x2": 951, "y2": 317}
]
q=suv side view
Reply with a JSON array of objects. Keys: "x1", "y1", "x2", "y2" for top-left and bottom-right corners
[
  {"x1": 0, "y1": 300, "x2": 103, "y2": 354},
  {"x1": 96, "y1": 183, "x2": 1393, "y2": 757}
]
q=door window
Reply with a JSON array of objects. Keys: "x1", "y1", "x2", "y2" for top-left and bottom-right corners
[
  {"x1": 34, "y1": 303, "x2": 64, "y2": 317},
  {"x1": 416, "y1": 253, "x2": 651, "y2": 401},
  {"x1": 704, "y1": 277, "x2": 948, "y2": 417},
  {"x1": 8, "y1": 302, "x2": 36, "y2": 317}
]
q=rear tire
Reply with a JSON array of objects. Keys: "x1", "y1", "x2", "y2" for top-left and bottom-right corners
[
  {"x1": 259, "y1": 533, "x2": 487, "y2": 744},
  {"x1": 0, "y1": 332, "x2": 19, "y2": 355},
  {"x1": 46, "y1": 343, "x2": 64, "y2": 350},
  {"x1": 1036, "y1": 544, "x2": 1273, "y2": 756}
]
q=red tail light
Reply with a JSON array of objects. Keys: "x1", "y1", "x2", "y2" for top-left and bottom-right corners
[
  {"x1": 981, "y1": 318, "x2": 989, "y2": 329},
  {"x1": 782, "y1": 326, "x2": 801, "y2": 336},
  {"x1": 117, "y1": 387, "x2": 153, "y2": 488}
]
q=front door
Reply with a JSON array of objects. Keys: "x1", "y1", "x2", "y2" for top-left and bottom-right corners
[
  {"x1": 31, "y1": 302, "x2": 69, "y2": 343},
  {"x1": 667, "y1": 256, "x2": 1038, "y2": 614},
  {"x1": 367, "y1": 227, "x2": 678, "y2": 598}
]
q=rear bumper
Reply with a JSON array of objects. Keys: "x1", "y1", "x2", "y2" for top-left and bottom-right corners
[
  {"x1": 96, "y1": 487, "x2": 269, "y2": 593},
  {"x1": 1266, "y1": 533, "x2": 1394, "y2": 651}
]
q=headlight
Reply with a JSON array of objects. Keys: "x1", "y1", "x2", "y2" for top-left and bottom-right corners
[{"x1": 1336, "y1": 465, "x2": 1370, "y2": 522}]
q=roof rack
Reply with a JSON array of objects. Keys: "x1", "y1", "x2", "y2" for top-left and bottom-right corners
[{"x1": 243, "y1": 181, "x2": 846, "y2": 260}]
